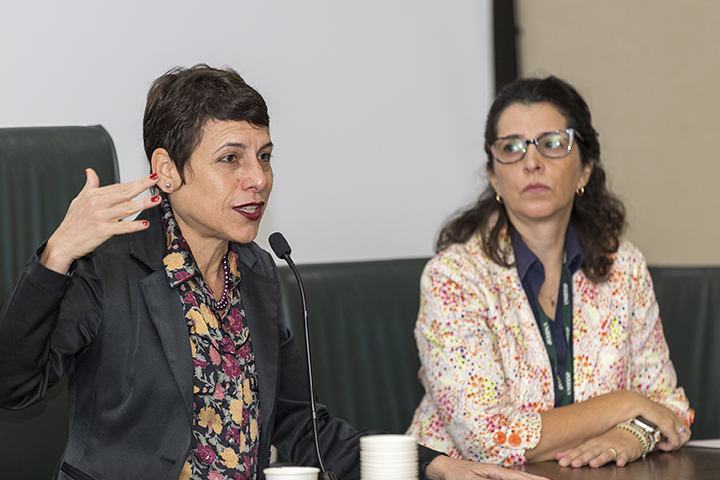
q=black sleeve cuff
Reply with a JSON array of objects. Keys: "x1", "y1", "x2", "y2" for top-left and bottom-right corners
[
  {"x1": 418, "y1": 444, "x2": 446, "y2": 480},
  {"x1": 28, "y1": 242, "x2": 78, "y2": 293}
]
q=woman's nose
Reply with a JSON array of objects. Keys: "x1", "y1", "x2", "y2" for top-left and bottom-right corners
[
  {"x1": 241, "y1": 157, "x2": 269, "y2": 191},
  {"x1": 522, "y1": 143, "x2": 544, "y2": 172}
]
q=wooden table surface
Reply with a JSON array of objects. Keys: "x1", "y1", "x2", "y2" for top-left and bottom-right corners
[{"x1": 519, "y1": 447, "x2": 720, "y2": 480}]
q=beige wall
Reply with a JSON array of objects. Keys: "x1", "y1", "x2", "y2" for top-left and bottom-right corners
[{"x1": 516, "y1": 0, "x2": 720, "y2": 265}]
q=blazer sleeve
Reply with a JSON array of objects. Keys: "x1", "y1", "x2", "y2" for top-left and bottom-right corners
[
  {"x1": 0, "y1": 248, "x2": 102, "y2": 409},
  {"x1": 413, "y1": 253, "x2": 542, "y2": 466},
  {"x1": 624, "y1": 246, "x2": 693, "y2": 425}
]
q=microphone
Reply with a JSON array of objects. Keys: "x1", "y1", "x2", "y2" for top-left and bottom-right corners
[{"x1": 269, "y1": 232, "x2": 337, "y2": 480}]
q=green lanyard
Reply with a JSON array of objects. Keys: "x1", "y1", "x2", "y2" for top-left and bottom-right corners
[{"x1": 537, "y1": 253, "x2": 574, "y2": 406}]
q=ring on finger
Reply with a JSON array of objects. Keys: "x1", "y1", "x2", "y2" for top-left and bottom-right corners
[
  {"x1": 678, "y1": 426, "x2": 687, "y2": 435},
  {"x1": 608, "y1": 448, "x2": 617, "y2": 462}
]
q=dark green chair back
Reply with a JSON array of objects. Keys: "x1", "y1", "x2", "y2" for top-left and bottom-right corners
[
  {"x1": 0, "y1": 125, "x2": 119, "y2": 480},
  {"x1": 0, "y1": 125, "x2": 119, "y2": 306},
  {"x1": 649, "y1": 266, "x2": 720, "y2": 440},
  {"x1": 278, "y1": 260, "x2": 720, "y2": 441},
  {"x1": 279, "y1": 258, "x2": 429, "y2": 433}
]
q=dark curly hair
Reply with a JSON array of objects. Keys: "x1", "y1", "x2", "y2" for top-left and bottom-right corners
[
  {"x1": 436, "y1": 76, "x2": 625, "y2": 282},
  {"x1": 143, "y1": 64, "x2": 269, "y2": 188}
]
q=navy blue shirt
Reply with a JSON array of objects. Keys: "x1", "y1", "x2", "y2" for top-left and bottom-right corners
[{"x1": 511, "y1": 226, "x2": 584, "y2": 407}]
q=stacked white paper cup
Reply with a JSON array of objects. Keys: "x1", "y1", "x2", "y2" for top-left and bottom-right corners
[
  {"x1": 360, "y1": 434, "x2": 418, "y2": 480},
  {"x1": 263, "y1": 466, "x2": 320, "y2": 480}
]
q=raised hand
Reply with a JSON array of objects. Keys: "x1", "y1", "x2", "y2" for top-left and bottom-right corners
[{"x1": 40, "y1": 169, "x2": 161, "y2": 274}]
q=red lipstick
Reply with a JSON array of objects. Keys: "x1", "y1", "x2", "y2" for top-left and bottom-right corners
[{"x1": 233, "y1": 202, "x2": 265, "y2": 221}]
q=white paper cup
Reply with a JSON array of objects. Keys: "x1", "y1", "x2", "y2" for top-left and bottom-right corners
[
  {"x1": 362, "y1": 457, "x2": 417, "y2": 467},
  {"x1": 360, "y1": 435, "x2": 417, "y2": 450},
  {"x1": 361, "y1": 476, "x2": 416, "y2": 480},
  {"x1": 361, "y1": 460, "x2": 418, "y2": 468},
  {"x1": 361, "y1": 460, "x2": 418, "y2": 471},
  {"x1": 361, "y1": 452, "x2": 418, "y2": 462},
  {"x1": 361, "y1": 467, "x2": 418, "y2": 477},
  {"x1": 361, "y1": 473, "x2": 417, "y2": 480},
  {"x1": 263, "y1": 466, "x2": 320, "y2": 480},
  {"x1": 360, "y1": 435, "x2": 418, "y2": 480}
]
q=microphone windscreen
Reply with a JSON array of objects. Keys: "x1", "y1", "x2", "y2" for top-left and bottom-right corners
[{"x1": 269, "y1": 232, "x2": 292, "y2": 259}]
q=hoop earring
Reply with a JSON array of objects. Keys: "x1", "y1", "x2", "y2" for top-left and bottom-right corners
[
  {"x1": 495, "y1": 194, "x2": 504, "y2": 204},
  {"x1": 576, "y1": 186, "x2": 585, "y2": 197}
]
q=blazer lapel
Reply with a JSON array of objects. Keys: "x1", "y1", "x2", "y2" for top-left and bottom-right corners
[
  {"x1": 129, "y1": 207, "x2": 283, "y2": 431},
  {"x1": 240, "y1": 262, "x2": 281, "y2": 437},
  {"x1": 131, "y1": 206, "x2": 194, "y2": 416},
  {"x1": 491, "y1": 259, "x2": 556, "y2": 403},
  {"x1": 141, "y1": 270, "x2": 194, "y2": 415},
  {"x1": 572, "y1": 271, "x2": 603, "y2": 398},
  {"x1": 492, "y1": 259, "x2": 543, "y2": 346}
]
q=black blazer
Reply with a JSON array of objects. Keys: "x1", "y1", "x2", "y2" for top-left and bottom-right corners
[{"x1": 0, "y1": 206, "x2": 439, "y2": 480}]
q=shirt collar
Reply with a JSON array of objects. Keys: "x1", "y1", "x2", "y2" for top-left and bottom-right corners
[
  {"x1": 160, "y1": 195, "x2": 241, "y2": 290},
  {"x1": 565, "y1": 225, "x2": 584, "y2": 274},
  {"x1": 161, "y1": 195, "x2": 202, "y2": 288},
  {"x1": 512, "y1": 224, "x2": 584, "y2": 283}
]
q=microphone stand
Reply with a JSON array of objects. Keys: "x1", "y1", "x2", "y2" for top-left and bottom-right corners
[{"x1": 270, "y1": 233, "x2": 338, "y2": 480}]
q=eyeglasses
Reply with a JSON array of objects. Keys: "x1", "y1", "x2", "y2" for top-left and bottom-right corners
[{"x1": 490, "y1": 128, "x2": 581, "y2": 165}]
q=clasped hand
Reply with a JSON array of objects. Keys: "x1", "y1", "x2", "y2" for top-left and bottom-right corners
[
  {"x1": 556, "y1": 428, "x2": 643, "y2": 468},
  {"x1": 556, "y1": 397, "x2": 691, "y2": 469}
]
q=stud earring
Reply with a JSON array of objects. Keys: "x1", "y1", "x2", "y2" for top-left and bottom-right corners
[
  {"x1": 495, "y1": 194, "x2": 504, "y2": 204},
  {"x1": 576, "y1": 186, "x2": 585, "y2": 197},
  {"x1": 165, "y1": 182, "x2": 171, "y2": 189}
]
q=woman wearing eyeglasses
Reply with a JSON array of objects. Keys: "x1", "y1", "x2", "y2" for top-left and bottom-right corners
[{"x1": 407, "y1": 76, "x2": 693, "y2": 469}]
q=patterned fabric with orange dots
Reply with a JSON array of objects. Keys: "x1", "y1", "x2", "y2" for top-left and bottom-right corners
[{"x1": 406, "y1": 230, "x2": 693, "y2": 466}]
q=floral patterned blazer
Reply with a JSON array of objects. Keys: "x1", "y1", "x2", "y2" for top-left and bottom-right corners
[
  {"x1": 406, "y1": 232, "x2": 692, "y2": 466},
  {"x1": 0, "y1": 205, "x2": 434, "y2": 480}
]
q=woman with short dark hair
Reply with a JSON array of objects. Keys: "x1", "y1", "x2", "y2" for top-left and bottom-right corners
[
  {"x1": 408, "y1": 76, "x2": 692, "y2": 469},
  {"x1": 0, "y1": 64, "x2": 544, "y2": 480}
]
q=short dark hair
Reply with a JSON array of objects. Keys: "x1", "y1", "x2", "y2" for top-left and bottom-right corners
[
  {"x1": 143, "y1": 64, "x2": 269, "y2": 185},
  {"x1": 437, "y1": 76, "x2": 625, "y2": 282}
]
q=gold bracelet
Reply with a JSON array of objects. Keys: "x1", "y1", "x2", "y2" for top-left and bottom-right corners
[{"x1": 615, "y1": 421, "x2": 650, "y2": 456}]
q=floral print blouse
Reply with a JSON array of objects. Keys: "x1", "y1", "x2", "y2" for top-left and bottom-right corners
[
  {"x1": 160, "y1": 198, "x2": 261, "y2": 480},
  {"x1": 406, "y1": 231, "x2": 693, "y2": 466}
]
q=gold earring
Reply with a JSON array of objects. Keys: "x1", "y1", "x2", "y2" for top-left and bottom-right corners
[
  {"x1": 576, "y1": 186, "x2": 585, "y2": 197},
  {"x1": 495, "y1": 194, "x2": 504, "y2": 204}
]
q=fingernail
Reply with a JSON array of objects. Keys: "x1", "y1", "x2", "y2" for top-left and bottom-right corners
[
  {"x1": 151, "y1": 195, "x2": 161, "y2": 202},
  {"x1": 149, "y1": 173, "x2": 158, "y2": 180},
  {"x1": 142, "y1": 221, "x2": 149, "y2": 227}
]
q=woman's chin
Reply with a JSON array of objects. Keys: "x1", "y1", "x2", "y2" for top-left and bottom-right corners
[
  {"x1": 229, "y1": 226, "x2": 260, "y2": 245},
  {"x1": 511, "y1": 203, "x2": 572, "y2": 225},
  {"x1": 232, "y1": 234, "x2": 259, "y2": 245}
]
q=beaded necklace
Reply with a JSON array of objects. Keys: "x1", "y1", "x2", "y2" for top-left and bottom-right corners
[{"x1": 215, "y1": 254, "x2": 230, "y2": 310}]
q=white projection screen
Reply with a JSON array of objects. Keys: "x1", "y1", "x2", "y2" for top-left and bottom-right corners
[{"x1": 0, "y1": 1, "x2": 494, "y2": 263}]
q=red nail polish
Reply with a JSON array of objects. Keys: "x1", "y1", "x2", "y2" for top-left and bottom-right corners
[
  {"x1": 149, "y1": 173, "x2": 158, "y2": 180},
  {"x1": 141, "y1": 221, "x2": 149, "y2": 227},
  {"x1": 151, "y1": 195, "x2": 161, "y2": 202}
]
